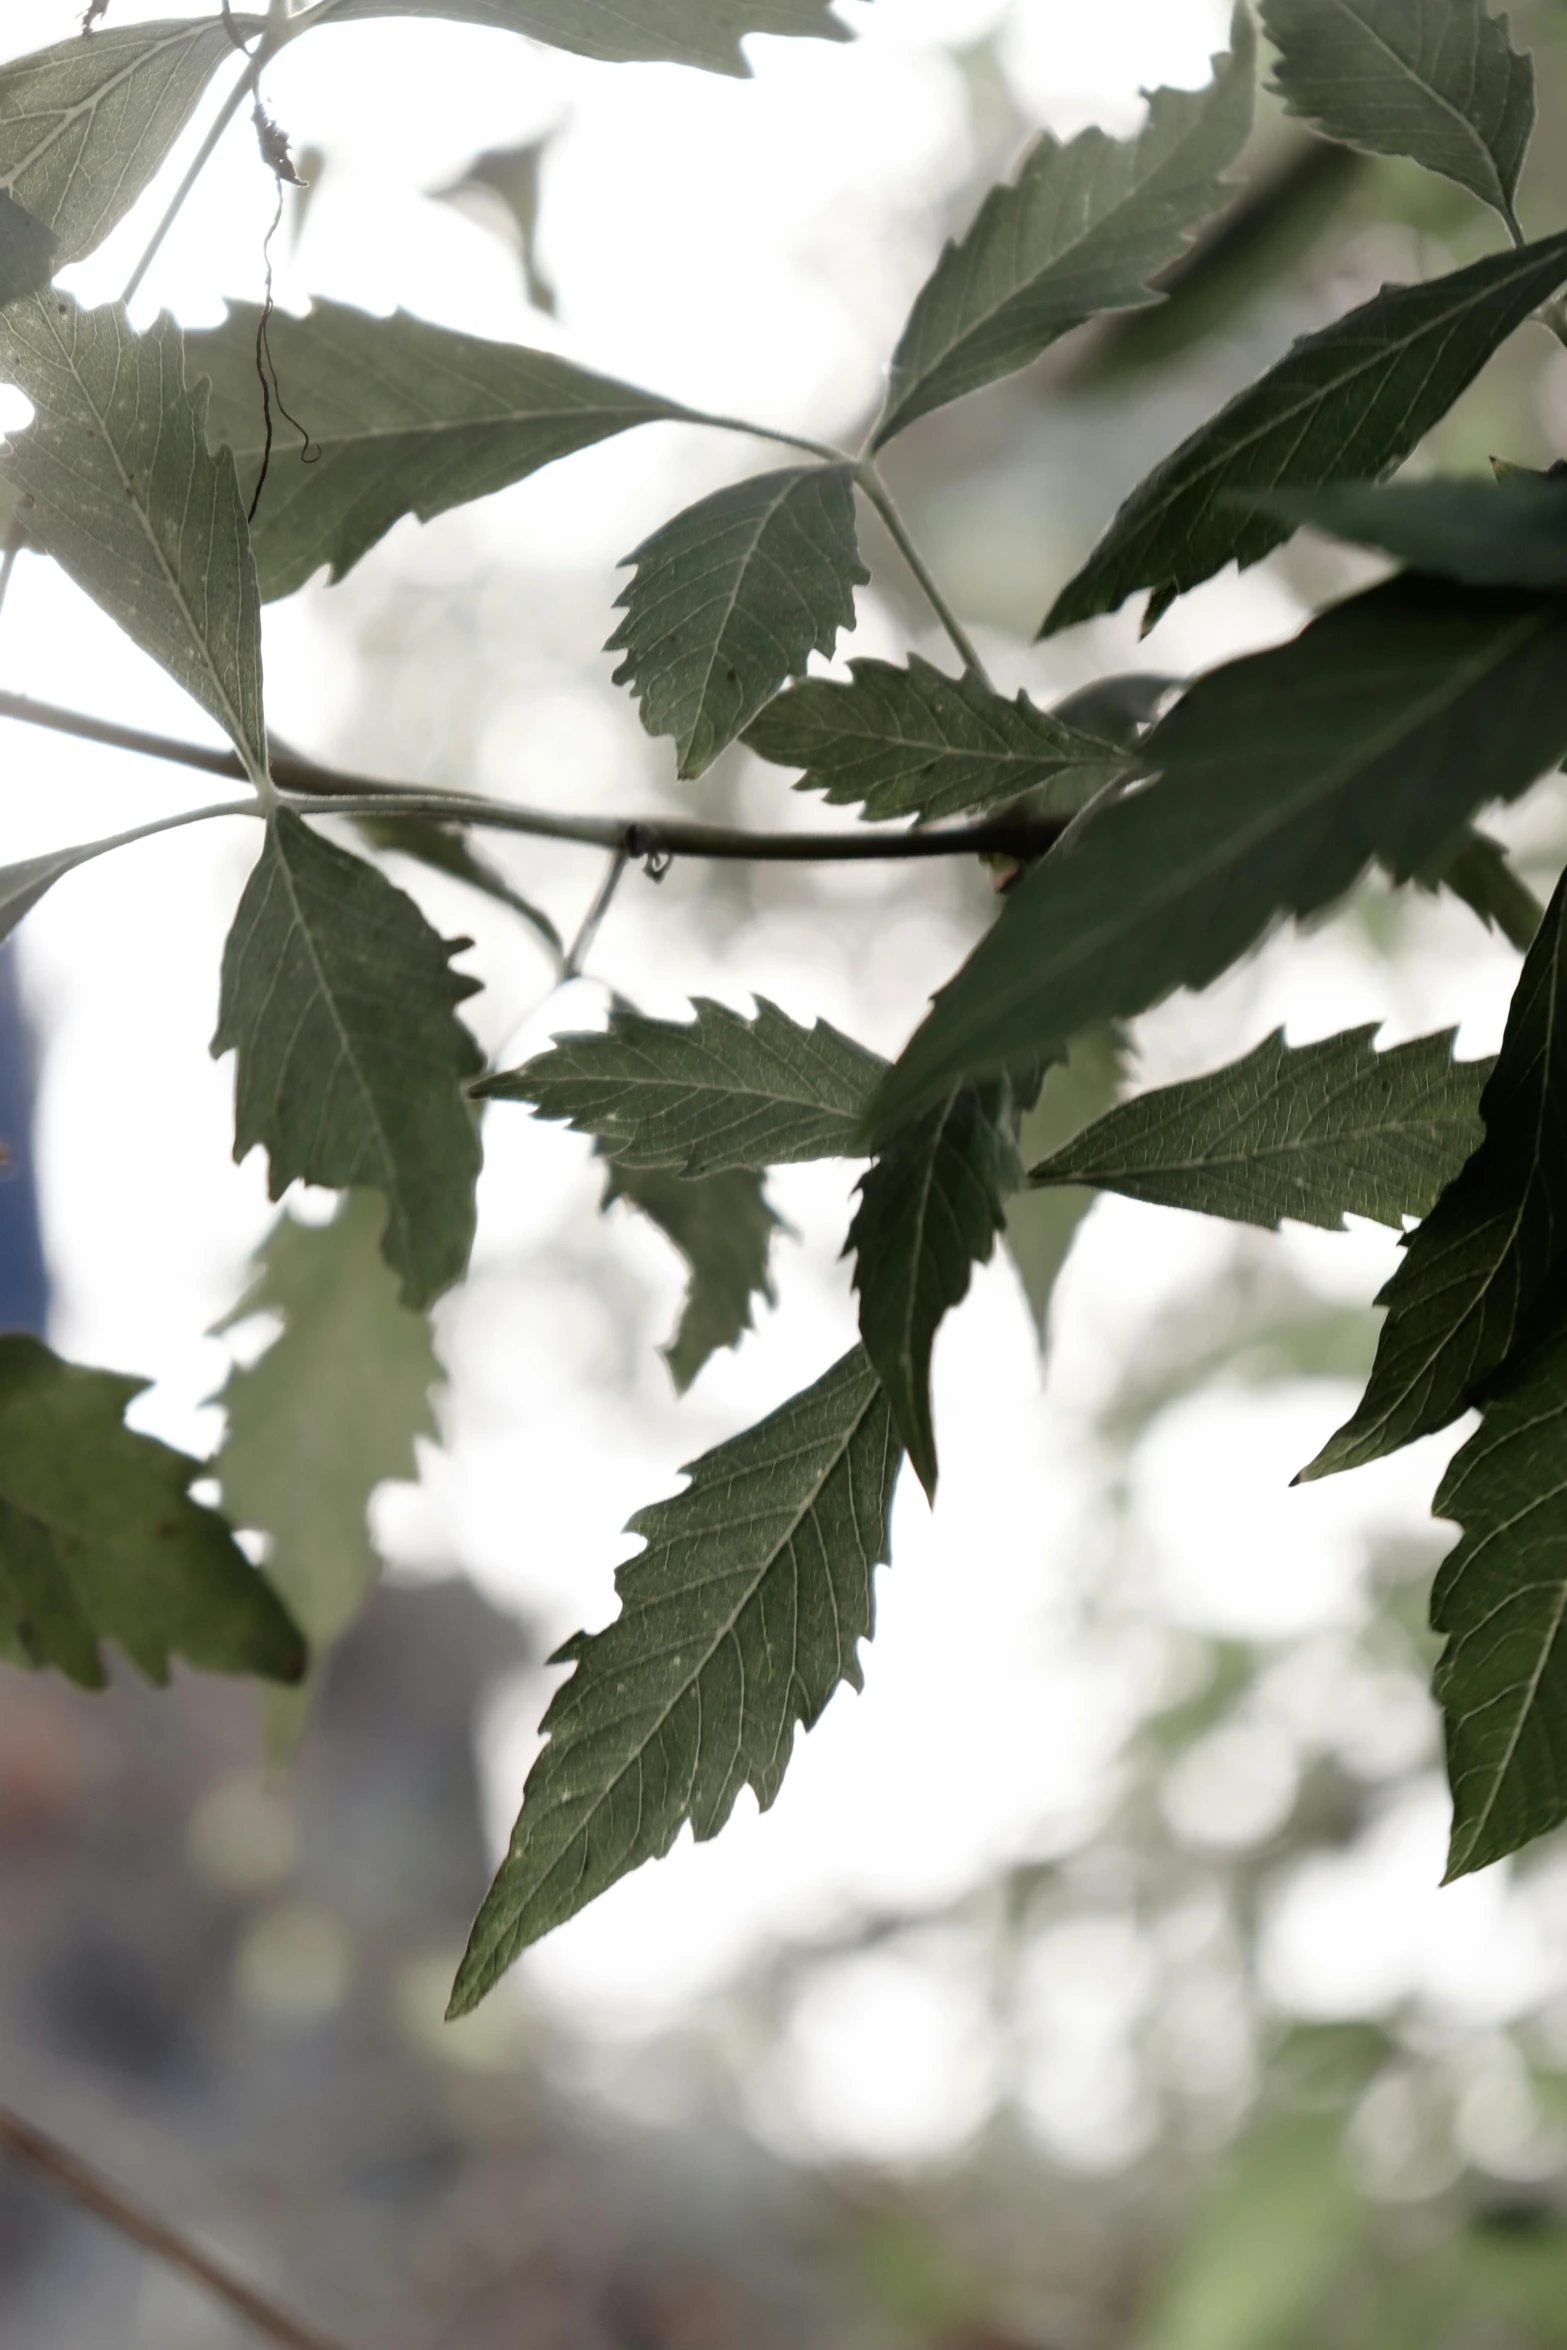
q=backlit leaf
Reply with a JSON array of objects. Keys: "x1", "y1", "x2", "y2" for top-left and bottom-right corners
[
  {"x1": 213, "y1": 811, "x2": 483, "y2": 1308},
  {"x1": 607, "y1": 465, "x2": 867, "y2": 778},
  {"x1": 0, "y1": 1335, "x2": 301, "y2": 1693},
  {"x1": 286, "y1": 0, "x2": 854, "y2": 75},
  {"x1": 354, "y1": 815, "x2": 564, "y2": 962},
  {"x1": 1031, "y1": 1026, "x2": 1489, "y2": 1230},
  {"x1": 873, "y1": 4, "x2": 1255, "y2": 446},
  {"x1": 449, "y1": 1345, "x2": 899, "y2": 2009},
  {"x1": 603, "y1": 1160, "x2": 779, "y2": 1392},
  {"x1": 1005, "y1": 1030, "x2": 1126, "y2": 1346},
  {"x1": 1044, "y1": 231, "x2": 1567, "y2": 635}
]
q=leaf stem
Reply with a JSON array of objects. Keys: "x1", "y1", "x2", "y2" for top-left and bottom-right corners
[
  {"x1": 121, "y1": 43, "x2": 271, "y2": 307},
  {"x1": 0, "y1": 2102, "x2": 356, "y2": 2350},
  {"x1": 678, "y1": 405, "x2": 851, "y2": 468},
  {"x1": 0, "y1": 690, "x2": 1068, "y2": 865},
  {"x1": 853, "y1": 460, "x2": 993, "y2": 685},
  {"x1": 563, "y1": 844, "x2": 630, "y2": 977}
]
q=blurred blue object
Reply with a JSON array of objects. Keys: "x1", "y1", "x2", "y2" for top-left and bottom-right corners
[{"x1": 0, "y1": 944, "x2": 49, "y2": 1336}]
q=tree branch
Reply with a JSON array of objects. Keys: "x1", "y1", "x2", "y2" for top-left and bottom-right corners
[
  {"x1": 0, "y1": 690, "x2": 1073, "y2": 866},
  {"x1": 0, "y1": 2102, "x2": 357, "y2": 2350}
]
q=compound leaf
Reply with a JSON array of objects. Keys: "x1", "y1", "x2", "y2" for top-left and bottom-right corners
[
  {"x1": 213, "y1": 810, "x2": 483, "y2": 1309},
  {"x1": 1032, "y1": 1025, "x2": 1489, "y2": 1230},
  {"x1": 1044, "y1": 231, "x2": 1567, "y2": 635},
  {"x1": 215, "y1": 1196, "x2": 442, "y2": 1756},
  {"x1": 188, "y1": 301, "x2": 692, "y2": 600},
  {"x1": 0, "y1": 18, "x2": 259, "y2": 270},
  {"x1": 449, "y1": 1345, "x2": 899, "y2": 2009},
  {"x1": 743, "y1": 655, "x2": 1128, "y2": 825},
  {"x1": 0, "y1": 295, "x2": 267, "y2": 785},
  {"x1": 1252, "y1": 474, "x2": 1567, "y2": 588},
  {"x1": 603, "y1": 1161, "x2": 779, "y2": 1392},
  {"x1": 1432, "y1": 1324, "x2": 1567, "y2": 1878},
  {"x1": 479, "y1": 996, "x2": 883, "y2": 1173},
  {"x1": 1304, "y1": 864, "x2": 1567, "y2": 1480},
  {"x1": 287, "y1": 0, "x2": 853, "y2": 75},
  {"x1": 1261, "y1": 0, "x2": 1534, "y2": 232},
  {"x1": 0, "y1": 1334, "x2": 302, "y2": 1692},
  {"x1": 872, "y1": 576, "x2": 1567, "y2": 1137},
  {"x1": 851, "y1": 1080, "x2": 1019, "y2": 1498},
  {"x1": 874, "y1": 6, "x2": 1254, "y2": 447},
  {"x1": 607, "y1": 465, "x2": 867, "y2": 778}
]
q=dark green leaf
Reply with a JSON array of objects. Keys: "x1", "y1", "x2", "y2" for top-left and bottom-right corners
[
  {"x1": 1419, "y1": 826, "x2": 1543, "y2": 949},
  {"x1": 287, "y1": 0, "x2": 853, "y2": 75},
  {"x1": 0, "y1": 195, "x2": 55, "y2": 311},
  {"x1": 603, "y1": 1160, "x2": 779, "y2": 1392},
  {"x1": 187, "y1": 300, "x2": 691, "y2": 601},
  {"x1": 213, "y1": 810, "x2": 483, "y2": 1308},
  {"x1": 0, "y1": 296, "x2": 267, "y2": 785},
  {"x1": 1303, "y1": 864, "x2": 1567, "y2": 1479},
  {"x1": 851, "y1": 1080, "x2": 1019, "y2": 1497},
  {"x1": 1005, "y1": 1030, "x2": 1126, "y2": 1345},
  {"x1": 607, "y1": 465, "x2": 867, "y2": 778},
  {"x1": 0, "y1": 18, "x2": 260, "y2": 268},
  {"x1": 478, "y1": 995, "x2": 883, "y2": 1172},
  {"x1": 215, "y1": 1196, "x2": 442, "y2": 1756},
  {"x1": 871, "y1": 577, "x2": 1567, "y2": 1138},
  {"x1": 0, "y1": 1334, "x2": 301, "y2": 1692},
  {"x1": 872, "y1": 4, "x2": 1255, "y2": 447},
  {"x1": 1049, "y1": 673, "x2": 1176, "y2": 744},
  {"x1": 1044, "y1": 231, "x2": 1567, "y2": 636},
  {"x1": 1032, "y1": 1026, "x2": 1489, "y2": 1230},
  {"x1": 1431, "y1": 1323, "x2": 1567, "y2": 1878},
  {"x1": 1260, "y1": 0, "x2": 1534, "y2": 232},
  {"x1": 742, "y1": 655, "x2": 1128, "y2": 825},
  {"x1": 1250, "y1": 474, "x2": 1567, "y2": 587},
  {"x1": 355, "y1": 815, "x2": 563, "y2": 961},
  {"x1": 449, "y1": 1345, "x2": 899, "y2": 2009}
]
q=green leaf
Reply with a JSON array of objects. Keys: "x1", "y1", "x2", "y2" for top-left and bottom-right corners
[
  {"x1": 871, "y1": 576, "x2": 1567, "y2": 1138},
  {"x1": 872, "y1": 4, "x2": 1255, "y2": 447},
  {"x1": 215, "y1": 1196, "x2": 442, "y2": 1756},
  {"x1": 1303, "y1": 864, "x2": 1567, "y2": 1480},
  {"x1": 449, "y1": 1345, "x2": 899, "y2": 2009},
  {"x1": 287, "y1": 0, "x2": 853, "y2": 75},
  {"x1": 851, "y1": 1080, "x2": 1019, "y2": 1498},
  {"x1": 0, "y1": 18, "x2": 260, "y2": 269},
  {"x1": 478, "y1": 996, "x2": 883, "y2": 1173},
  {"x1": 187, "y1": 300, "x2": 692, "y2": 601},
  {"x1": 0, "y1": 295, "x2": 267, "y2": 786},
  {"x1": 1260, "y1": 0, "x2": 1534, "y2": 233},
  {"x1": 1031, "y1": 1026, "x2": 1490, "y2": 1231},
  {"x1": 607, "y1": 465, "x2": 868, "y2": 778},
  {"x1": 1005, "y1": 1029, "x2": 1126, "y2": 1345},
  {"x1": 602, "y1": 1160, "x2": 779, "y2": 1392},
  {"x1": 742, "y1": 656, "x2": 1128, "y2": 825},
  {"x1": 1419, "y1": 826, "x2": 1543, "y2": 950},
  {"x1": 354, "y1": 815, "x2": 564, "y2": 962},
  {"x1": 0, "y1": 1334, "x2": 302, "y2": 1692},
  {"x1": 1250, "y1": 474, "x2": 1567, "y2": 588},
  {"x1": 1044, "y1": 231, "x2": 1567, "y2": 636},
  {"x1": 1430, "y1": 1324, "x2": 1567, "y2": 1878},
  {"x1": 0, "y1": 195, "x2": 55, "y2": 311},
  {"x1": 213, "y1": 810, "x2": 484, "y2": 1309}
]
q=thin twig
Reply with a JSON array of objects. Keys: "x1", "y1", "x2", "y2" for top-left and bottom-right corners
[
  {"x1": 854, "y1": 460, "x2": 993, "y2": 686},
  {"x1": 0, "y1": 691, "x2": 1075, "y2": 865},
  {"x1": 122, "y1": 40, "x2": 270, "y2": 306},
  {"x1": 0, "y1": 2103, "x2": 357, "y2": 2350},
  {"x1": 563, "y1": 844, "x2": 629, "y2": 977}
]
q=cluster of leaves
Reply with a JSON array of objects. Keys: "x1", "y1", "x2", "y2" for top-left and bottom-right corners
[{"x1": 7, "y1": 0, "x2": 1567, "y2": 2019}]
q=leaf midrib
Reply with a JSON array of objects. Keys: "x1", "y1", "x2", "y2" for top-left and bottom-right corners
[{"x1": 1311, "y1": 0, "x2": 1504, "y2": 203}]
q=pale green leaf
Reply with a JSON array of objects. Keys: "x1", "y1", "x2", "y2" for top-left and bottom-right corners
[
  {"x1": 1432, "y1": 1324, "x2": 1567, "y2": 1877},
  {"x1": 287, "y1": 0, "x2": 852, "y2": 74},
  {"x1": 187, "y1": 300, "x2": 692, "y2": 600},
  {"x1": 851, "y1": 1079, "x2": 1019, "y2": 1497},
  {"x1": 0, "y1": 194, "x2": 55, "y2": 310},
  {"x1": 1032, "y1": 1026, "x2": 1489, "y2": 1230},
  {"x1": 1261, "y1": 0, "x2": 1534, "y2": 232},
  {"x1": 1251, "y1": 473, "x2": 1567, "y2": 587},
  {"x1": 871, "y1": 577, "x2": 1567, "y2": 1138},
  {"x1": 212, "y1": 811, "x2": 484, "y2": 1308},
  {"x1": 1005, "y1": 1030, "x2": 1126, "y2": 1345},
  {"x1": 0, "y1": 295, "x2": 267, "y2": 784},
  {"x1": 1303, "y1": 866, "x2": 1567, "y2": 1480},
  {"x1": 1044, "y1": 231, "x2": 1567, "y2": 635},
  {"x1": 742, "y1": 656, "x2": 1128, "y2": 825},
  {"x1": 873, "y1": 4, "x2": 1255, "y2": 447},
  {"x1": 450, "y1": 1345, "x2": 899, "y2": 2008},
  {"x1": 478, "y1": 996, "x2": 883, "y2": 1172},
  {"x1": 607, "y1": 465, "x2": 867, "y2": 778},
  {"x1": 602, "y1": 1160, "x2": 779, "y2": 1391},
  {"x1": 215, "y1": 1196, "x2": 442, "y2": 1756},
  {"x1": 0, "y1": 18, "x2": 259, "y2": 269},
  {"x1": 0, "y1": 1334, "x2": 301, "y2": 1692}
]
